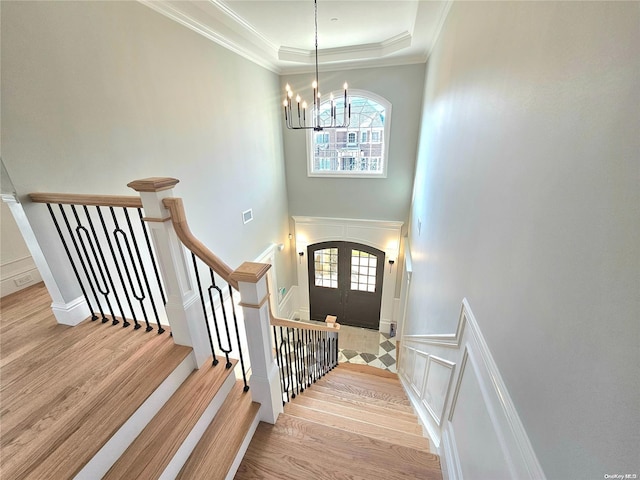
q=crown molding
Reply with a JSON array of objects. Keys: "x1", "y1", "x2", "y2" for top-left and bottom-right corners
[
  {"x1": 279, "y1": 32, "x2": 412, "y2": 64},
  {"x1": 139, "y1": 0, "x2": 282, "y2": 73}
]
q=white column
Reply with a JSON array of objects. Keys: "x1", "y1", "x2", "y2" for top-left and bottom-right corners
[
  {"x1": 2, "y1": 194, "x2": 89, "y2": 325},
  {"x1": 231, "y1": 262, "x2": 283, "y2": 424},
  {"x1": 128, "y1": 177, "x2": 209, "y2": 368}
]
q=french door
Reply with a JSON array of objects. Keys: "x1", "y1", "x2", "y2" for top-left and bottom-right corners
[{"x1": 308, "y1": 241, "x2": 384, "y2": 330}]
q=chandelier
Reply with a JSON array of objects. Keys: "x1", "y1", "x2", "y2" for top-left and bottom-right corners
[{"x1": 283, "y1": 0, "x2": 350, "y2": 131}]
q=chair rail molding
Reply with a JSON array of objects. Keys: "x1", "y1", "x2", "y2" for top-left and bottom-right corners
[{"x1": 399, "y1": 299, "x2": 546, "y2": 480}]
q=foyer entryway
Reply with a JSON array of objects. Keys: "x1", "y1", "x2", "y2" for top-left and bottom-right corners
[{"x1": 307, "y1": 241, "x2": 384, "y2": 330}]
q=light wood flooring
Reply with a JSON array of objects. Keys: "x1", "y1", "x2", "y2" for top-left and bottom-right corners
[
  {"x1": 0, "y1": 282, "x2": 191, "y2": 479},
  {"x1": 236, "y1": 362, "x2": 442, "y2": 480}
]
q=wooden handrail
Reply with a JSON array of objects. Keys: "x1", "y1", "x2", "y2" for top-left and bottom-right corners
[
  {"x1": 30, "y1": 192, "x2": 142, "y2": 208},
  {"x1": 162, "y1": 197, "x2": 238, "y2": 290},
  {"x1": 266, "y1": 285, "x2": 340, "y2": 332}
]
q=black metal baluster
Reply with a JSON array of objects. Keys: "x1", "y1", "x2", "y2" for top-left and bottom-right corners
[
  {"x1": 83, "y1": 205, "x2": 126, "y2": 327},
  {"x1": 98, "y1": 206, "x2": 140, "y2": 329},
  {"x1": 192, "y1": 254, "x2": 219, "y2": 366},
  {"x1": 312, "y1": 330, "x2": 318, "y2": 383},
  {"x1": 71, "y1": 205, "x2": 115, "y2": 324},
  {"x1": 296, "y1": 329, "x2": 304, "y2": 393},
  {"x1": 208, "y1": 271, "x2": 232, "y2": 368},
  {"x1": 274, "y1": 326, "x2": 287, "y2": 405},
  {"x1": 59, "y1": 204, "x2": 107, "y2": 322},
  {"x1": 111, "y1": 208, "x2": 152, "y2": 332},
  {"x1": 286, "y1": 327, "x2": 297, "y2": 398},
  {"x1": 228, "y1": 285, "x2": 249, "y2": 392},
  {"x1": 123, "y1": 208, "x2": 164, "y2": 334},
  {"x1": 322, "y1": 333, "x2": 327, "y2": 376},
  {"x1": 46, "y1": 203, "x2": 96, "y2": 321},
  {"x1": 280, "y1": 326, "x2": 291, "y2": 402},
  {"x1": 304, "y1": 330, "x2": 311, "y2": 388}
]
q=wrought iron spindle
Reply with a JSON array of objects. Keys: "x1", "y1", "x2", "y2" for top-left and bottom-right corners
[
  {"x1": 46, "y1": 203, "x2": 98, "y2": 321},
  {"x1": 192, "y1": 254, "x2": 219, "y2": 366},
  {"x1": 123, "y1": 208, "x2": 164, "y2": 334},
  {"x1": 97, "y1": 206, "x2": 139, "y2": 329},
  {"x1": 82, "y1": 205, "x2": 125, "y2": 326},
  {"x1": 58, "y1": 204, "x2": 108, "y2": 322},
  {"x1": 228, "y1": 285, "x2": 249, "y2": 391},
  {"x1": 274, "y1": 326, "x2": 288, "y2": 404},
  {"x1": 111, "y1": 208, "x2": 153, "y2": 332},
  {"x1": 207, "y1": 270, "x2": 233, "y2": 369}
]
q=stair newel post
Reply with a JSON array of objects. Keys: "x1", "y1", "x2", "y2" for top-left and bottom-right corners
[
  {"x1": 230, "y1": 262, "x2": 283, "y2": 424},
  {"x1": 127, "y1": 177, "x2": 210, "y2": 367}
]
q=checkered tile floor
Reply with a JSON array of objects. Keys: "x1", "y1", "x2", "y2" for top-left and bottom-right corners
[{"x1": 338, "y1": 332, "x2": 397, "y2": 373}]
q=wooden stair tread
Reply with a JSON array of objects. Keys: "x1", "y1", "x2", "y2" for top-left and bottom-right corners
[
  {"x1": 299, "y1": 387, "x2": 420, "y2": 422},
  {"x1": 290, "y1": 394, "x2": 424, "y2": 435},
  {"x1": 330, "y1": 365, "x2": 403, "y2": 386},
  {"x1": 315, "y1": 377, "x2": 412, "y2": 407},
  {"x1": 104, "y1": 357, "x2": 237, "y2": 479},
  {"x1": 177, "y1": 381, "x2": 260, "y2": 480},
  {"x1": 4, "y1": 328, "x2": 191, "y2": 480},
  {"x1": 308, "y1": 383, "x2": 415, "y2": 413},
  {"x1": 236, "y1": 414, "x2": 442, "y2": 480},
  {"x1": 336, "y1": 362, "x2": 400, "y2": 379},
  {"x1": 284, "y1": 402, "x2": 430, "y2": 451},
  {"x1": 325, "y1": 368, "x2": 408, "y2": 394}
]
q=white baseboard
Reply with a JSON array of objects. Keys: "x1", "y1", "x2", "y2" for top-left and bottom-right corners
[
  {"x1": 51, "y1": 296, "x2": 90, "y2": 326},
  {"x1": 0, "y1": 262, "x2": 42, "y2": 297},
  {"x1": 399, "y1": 299, "x2": 546, "y2": 480}
]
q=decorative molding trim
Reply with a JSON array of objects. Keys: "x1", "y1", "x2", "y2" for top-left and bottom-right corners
[
  {"x1": 279, "y1": 32, "x2": 412, "y2": 64},
  {"x1": 426, "y1": 0, "x2": 454, "y2": 62},
  {"x1": 138, "y1": 0, "x2": 280, "y2": 73},
  {"x1": 51, "y1": 296, "x2": 90, "y2": 326},
  {"x1": 403, "y1": 303, "x2": 467, "y2": 347},
  {"x1": 447, "y1": 348, "x2": 469, "y2": 422},
  {"x1": 422, "y1": 355, "x2": 456, "y2": 427},
  {"x1": 399, "y1": 298, "x2": 546, "y2": 480}
]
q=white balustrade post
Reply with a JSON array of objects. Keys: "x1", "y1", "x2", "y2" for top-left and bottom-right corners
[
  {"x1": 2, "y1": 194, "x2": 89, "y2": 325},
  {"x1": 128, "y1": 178, "x2": 209, "y2": 367},
  {"x1": 230, "y1": 262, "x2": 283, "y2": 424}
]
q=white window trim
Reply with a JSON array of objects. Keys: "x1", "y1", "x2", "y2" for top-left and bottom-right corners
[{"x1": 307, "y1": 89, "x2": 392, "y2": 179}]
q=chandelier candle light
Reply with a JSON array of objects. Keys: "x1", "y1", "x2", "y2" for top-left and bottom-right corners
[{"x1": 283, "y1": 0, "x2": 350, "y2": 131}]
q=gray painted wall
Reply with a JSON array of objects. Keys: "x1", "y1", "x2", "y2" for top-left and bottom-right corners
[
  {"x1": 407, "y1": 2, "x2": 639, "y2": 478},
  {"x1": 282, "y1": 64, "x2": 424, "y2": 223},
  {"x1": 1, "y1": 1, "x2": 294, "y2": 301}
]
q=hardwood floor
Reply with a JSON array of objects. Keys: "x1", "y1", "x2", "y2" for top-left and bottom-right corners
[
  {"x1": 236, "y1": 363, "x2": 442, "y2": 480},
  {"x1": 0, "y1": 283, "x2": 191, "y2": 479}
]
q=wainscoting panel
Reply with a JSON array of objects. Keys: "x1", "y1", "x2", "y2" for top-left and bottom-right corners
[
  {"x1": 422, "y1": 355, "x2": 455, "y2": 427},
  {"x1": 411, "y1": 350, "x2": 429, "y2": 397},
  {"x1": 399, "y1": 299, "x2": 546, "y2": 480}
]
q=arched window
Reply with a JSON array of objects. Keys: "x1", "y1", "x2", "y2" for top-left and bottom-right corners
[{"x1": 308, "y1": 90, "x2": 391, "y2": 178}]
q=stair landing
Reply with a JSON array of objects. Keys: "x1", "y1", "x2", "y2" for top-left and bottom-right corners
[{"x1": 0, "y1": 283, "x2": 192, "y2": 479}]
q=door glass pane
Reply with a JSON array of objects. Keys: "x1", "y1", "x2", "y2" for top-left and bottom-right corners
[
  {"x1": 314, "y1": 248, "x2": 338, "y2": 288},
  {"x1": 350, "y1": 250, "x2": 377, "y2": 292}
]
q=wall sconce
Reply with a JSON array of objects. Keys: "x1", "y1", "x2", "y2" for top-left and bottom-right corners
[
  {"x1": 278, "y1": 243, "x2": 285, "y2": 252},
  {"x1": 388, "y1": 258, "x2": 395, "y2": 272},
  {"x1": 298, "y1": 250, "x2": 305, "y2": 264}
]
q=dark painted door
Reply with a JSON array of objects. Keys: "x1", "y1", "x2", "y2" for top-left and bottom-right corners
[{"x1": 308, "y1": 241, "x2": 384, "y2": 330}]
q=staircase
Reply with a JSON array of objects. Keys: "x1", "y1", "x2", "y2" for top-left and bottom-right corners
[
  {"x1": 0, "y1": 283, "x2": 260, "y2": 480},
  {"x1": 236, "y1": 363, "x2": 442, "y2": 480}
]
